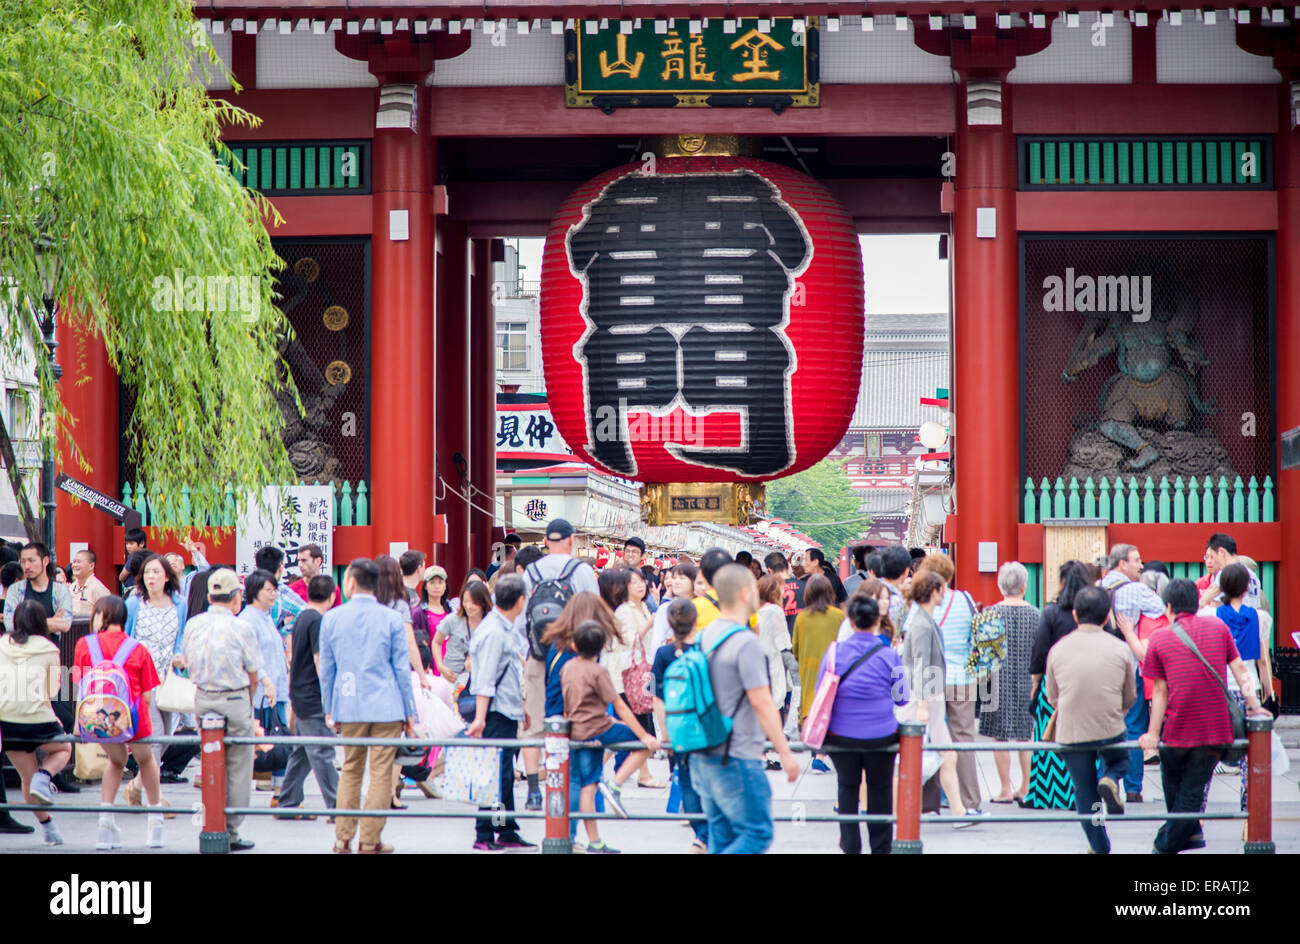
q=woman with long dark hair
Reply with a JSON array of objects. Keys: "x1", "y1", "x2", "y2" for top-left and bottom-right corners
[
  {"x1": 539, "y1": 592, "x2": 619, "y2": 716},
  {"x1": 0, "y1": 600, "x2": 70, "y2": 844},
  {"x1": 448, "y1": 568, "x2": 487, "y2": 614},
  {"x1": 435, "y1": 579, "x2": 493, "y2": 684},
  {"x1": 610, "y1": 568, "x2": 660, "y2": 788},
  {"x1": 1022, "y1": 560, "x2": 1091, "y2": 810},
  {"x1": 375, "y1": 554, "x2": 426, "y2": 684},
  {"x1": 597, "y1": 568, "x2": 630, "y2": 627},
  {"x1": 125, "y1": 553, "x2": 188, "y2": 764}
]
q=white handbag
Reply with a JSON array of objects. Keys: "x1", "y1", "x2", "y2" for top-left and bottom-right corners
[{"x1": 154, "y1": 670, "x2": 197, "y2": 714}]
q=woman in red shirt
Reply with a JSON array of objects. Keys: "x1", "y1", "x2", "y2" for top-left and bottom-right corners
[{"x1": 74, "y1": 595, "x2": 163, "y2": 850}]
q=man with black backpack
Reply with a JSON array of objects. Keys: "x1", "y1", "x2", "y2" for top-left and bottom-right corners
[{"x1": 521, "y1": 519, "x2": 598, "y2": 811}]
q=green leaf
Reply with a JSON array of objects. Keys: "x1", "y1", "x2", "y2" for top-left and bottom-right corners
[{"x1": 0, "y1": 0, "x2": 297, "y2": 536}]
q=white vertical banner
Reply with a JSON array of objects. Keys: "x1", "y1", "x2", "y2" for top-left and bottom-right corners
[{"x1": 236, "y1": 485, "x2": 334, "y2": 578}]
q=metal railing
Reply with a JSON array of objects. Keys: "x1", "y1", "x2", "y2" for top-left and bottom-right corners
[{"x1": 0, "y1": 718, "x2": 1278, "y2": 854}]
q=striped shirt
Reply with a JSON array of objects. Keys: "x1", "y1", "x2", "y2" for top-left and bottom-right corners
[
  {"x1": 1100, "y1": 571, "x2": 1167, "y2": 625},
  {"x1": 1142, "y1": 615, "x2": 1240, "y2": 748},
  {"x1": 936, "y1": 589, "x2": 977, "y2": 687}
]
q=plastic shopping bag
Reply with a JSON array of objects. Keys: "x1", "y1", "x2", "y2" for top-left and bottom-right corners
[
  {"x1": 441, "y1": 735, "x2": 502, "y2": 806},
  {"x1": 1271, "y1": 729, "x2": 1291, "y2": 777}
]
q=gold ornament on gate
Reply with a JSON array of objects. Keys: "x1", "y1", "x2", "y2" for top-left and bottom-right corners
[
  {"x1": 640, "y1": 482, "x2": 765, "y2": 526},
  {"x1": 644, "y1": 134, "x2": 754, "y2": 158},
  {"x1": 322, "y1": 305, "x2": 349, "y2": 331},
  {"x1": 324, "y1": 360, "x2": 352, "y2": 386},
  {"x1": 677, "y1": 134, "x2": 707, "y2": 154},
  {"x1": 293, "y1": 257, "x2": 320, "y2": 283}
]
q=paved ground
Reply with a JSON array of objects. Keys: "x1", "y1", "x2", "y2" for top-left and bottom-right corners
[{"x1": 5, "y1": 739, "x2": 1298, "y2": 854}]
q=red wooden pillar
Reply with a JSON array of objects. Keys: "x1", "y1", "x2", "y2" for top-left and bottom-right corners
[
  {"x1": 56, "y1": 316, "x2": 119, "y2": 587},
  {"x1": 435, "y1": 219, "x2": 470, "y2": 587},
  {"x1": 1276, "y1": 86, "x2": 1300, "y2": 636},
  {"x1": 468, "y1": 238, "x2": 497, "y2": 570},
  {"x1": 951, "y1": 81, "x2": 1019, "y2": 605},
  {"x1": 369, "y1": 95, "x2": 435, "y2": 559}
]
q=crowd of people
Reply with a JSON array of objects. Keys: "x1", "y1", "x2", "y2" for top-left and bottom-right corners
[{"x1": 0, "y1": 523, "x2": 1277, "y2": 854}]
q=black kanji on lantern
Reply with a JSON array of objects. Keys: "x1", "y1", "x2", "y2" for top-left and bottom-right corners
[{"x1": 567, "y1": 170, "x2": 811, "y2": 477}]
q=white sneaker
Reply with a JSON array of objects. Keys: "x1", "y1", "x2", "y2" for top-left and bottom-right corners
[
  {"x1": 29, "y1": 771, "x2": 55, "y2": 805},
  {"x1": 42, "y1": 819, "x2": 64, "y2": 846},
  {"x1": 147, "y1": 808, "x2": 164, "y2": 848},
  {"x1": 96, "y1": 816, "x2": 122, "y2": 851}
]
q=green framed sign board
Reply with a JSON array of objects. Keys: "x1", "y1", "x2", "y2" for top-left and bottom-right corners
[{"x1": 565, "y1": 17, "x2": 819, "y2": 110}]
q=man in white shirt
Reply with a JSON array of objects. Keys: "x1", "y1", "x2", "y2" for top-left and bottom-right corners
[{"x1": 69, "y1": 549, "x2": 110, "y2": 617}]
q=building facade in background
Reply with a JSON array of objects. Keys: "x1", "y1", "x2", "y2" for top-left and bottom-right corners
[{"x1": 830, "y1": 311, "x2": 949, "y2": 545}]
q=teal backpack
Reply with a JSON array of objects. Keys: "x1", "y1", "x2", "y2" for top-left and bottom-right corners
[{"x1": 663, "y1": 623, "x2": 749, "y2": 757}]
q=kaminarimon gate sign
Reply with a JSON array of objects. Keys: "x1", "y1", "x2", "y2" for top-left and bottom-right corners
[{"x1": 55, "y1": 3, "x2": 1290, "y2": 655}]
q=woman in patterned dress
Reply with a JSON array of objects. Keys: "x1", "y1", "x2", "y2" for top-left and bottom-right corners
[
  {"x1": 978, "y1": 561, "x2": 1040, "y2": 804},
  {"x1": 125, "y1": 553, "x2": 187, "y2": 764},
  {"x1": 1023, "y1": 561, "x2": 1091, "y2": 811}
]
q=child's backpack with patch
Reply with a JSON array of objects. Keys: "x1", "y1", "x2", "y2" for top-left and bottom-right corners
[
  {"x1": 75, "y1": 636, "x2": 140, "y2": 743},
  {"x1": 965, "y1": 602, "x2": 1006, "y2": 679},
  {"x1": 664, "y1": 623, "x2": 748, "y2": 757}
]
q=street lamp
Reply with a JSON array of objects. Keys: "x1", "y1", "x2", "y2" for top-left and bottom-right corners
[{"x1": 34, "y1": 235, "x2": 62, "y2": 568}]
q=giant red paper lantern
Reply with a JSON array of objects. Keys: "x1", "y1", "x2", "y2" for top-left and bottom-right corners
[{"x1": 540, "y1": 156, "x2": 864, "y2": 483}]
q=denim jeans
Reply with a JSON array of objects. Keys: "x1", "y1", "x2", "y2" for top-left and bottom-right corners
[
  {"x1": 573, "y1": 723, "x2": 636, "y2": 788},
  {"x1": 691, "y1": 754, "x2": 773, "y2": 854},
  {"x1": 1123, "y1": 673, "x2": 1149, "y2": 795},
  {"x1": 667, "y1": 754, "x2": 709, "y2": 844},
  {"x1": 1060, "y1": 734, "x2": 1129, "y2": 854},
  {"x1": 1155, "y1": 746, "x2": 1221, "y2": 854},
  {"x1": 612, "y1": 695, "x2": 653, "y2": 771},
  {"x1": 476, "y1": 711, "x2": 523, "y2": 845}
]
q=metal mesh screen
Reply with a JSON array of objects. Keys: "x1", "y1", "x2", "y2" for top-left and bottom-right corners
[
  {"x1": 273, "y1": 239, "x2": 370, "y2": 487},
  {"x1": 1022, "y1": 236, "x2": 1271, "y2": 488},
  {"x1": 118, "y1": 239, "x2": 371, "y2": 492}
]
